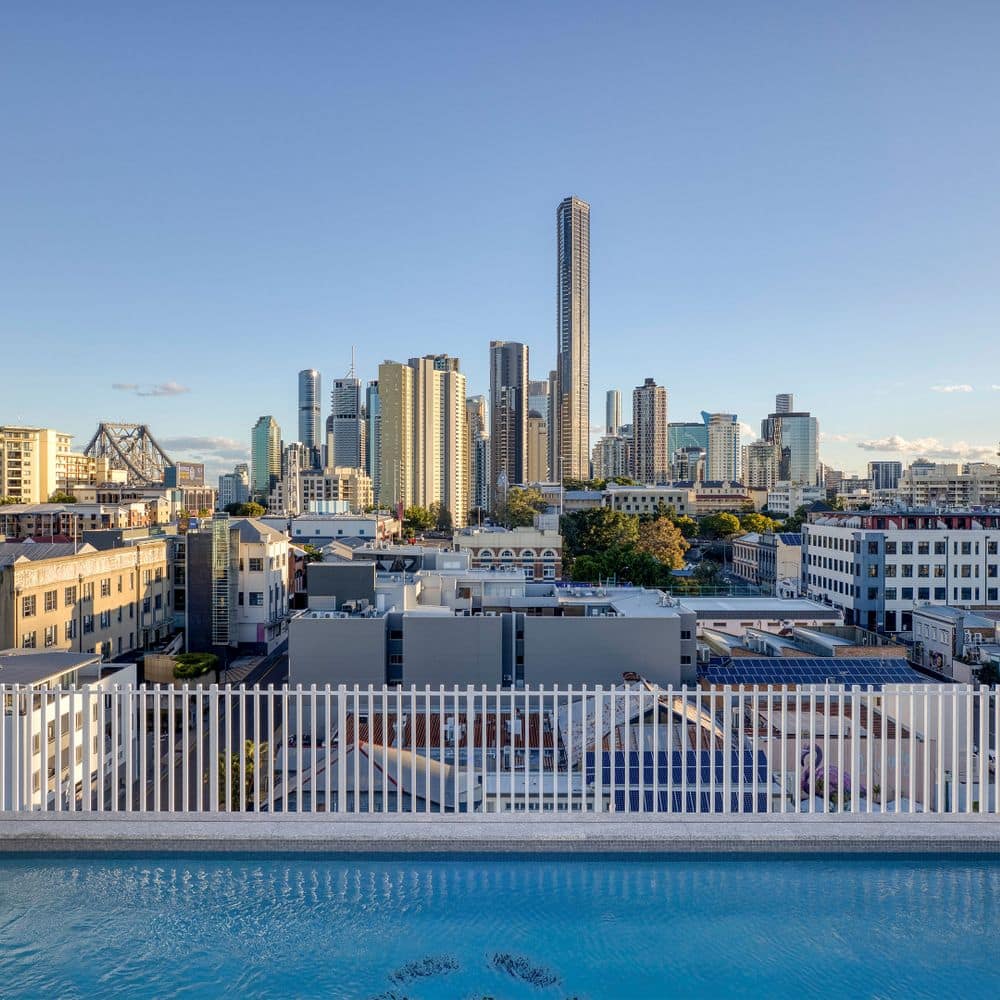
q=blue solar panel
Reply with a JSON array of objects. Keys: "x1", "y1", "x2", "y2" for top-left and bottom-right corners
[
  {"x1": 585, "y1": 751, "x2": 769, "y2": 813},
  {"x1": 698, "y1": 657, "x2": 925, "y2": 689}
]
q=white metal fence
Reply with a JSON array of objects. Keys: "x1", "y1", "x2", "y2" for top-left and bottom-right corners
[{"x1": 1, "y1": 683, "x2": 996, "y2": 817}]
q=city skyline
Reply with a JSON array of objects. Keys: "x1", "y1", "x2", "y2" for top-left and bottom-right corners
[{"x1": 3, "y1": 5, "x2": 999, "y2": 479}]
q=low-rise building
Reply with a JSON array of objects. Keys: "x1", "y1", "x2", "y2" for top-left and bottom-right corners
[
  {"x1": 803, "y1": 509, "x2": 1000, "y2": 632},
  {"x1": 0, "y1": 649, "x2": 138, "y2": 810},
  {"x1": 285, "y1": 512, "x2": 398, "y2": 545},
  {"x1": 766, "y1": 482, "x2": 826, "y2": 516},
  {"x1": 732, "y1": 533, "x2": 762, "y2": 586},
  {"x1": 290, "y1": 563, "x2": 696, "y2": 689},
  {"x1": 0, "y1": 503, "x2": 149, "y2": 540},
  {"x1": 897, "y1": 461, "x2": 1000, "y2": 508},
  {"x1": 759, "y1": 532, "x2": 803, "y2": 596},
  {"x1": 909, "y1": 605, "x2": 998, "y2": 681},
  {"x1": 0, "y1": 539, "x2": 172, "y2": 658},
  {"x1": 184, "y1": 516, "x2": 289, "y2": 656},
  {"x1": 453, "y1": 523, "x2": 563, "y2": 581},
  {"x1": 678, "y1": 596, "x2": 843, "y2": 637}
]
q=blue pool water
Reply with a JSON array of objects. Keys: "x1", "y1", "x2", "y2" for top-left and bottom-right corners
[{"x1": 1, "y1": 853, "x2": 998, "y2": 998}]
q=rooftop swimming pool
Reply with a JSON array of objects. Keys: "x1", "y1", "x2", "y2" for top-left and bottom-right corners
[{"x1": 1, "y1": 852, "x2": 998, "y2": 998}]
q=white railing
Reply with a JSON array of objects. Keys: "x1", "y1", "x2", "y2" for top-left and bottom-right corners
[{"x1": 0, "y1": 683, "x2": 996, "y2": 817}]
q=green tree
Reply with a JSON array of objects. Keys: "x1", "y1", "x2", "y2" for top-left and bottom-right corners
[
  {"x1": 561, "y1": 508, "x2": 639, "y2": 557},
  {"x1": 780, "y1": 505, "x2": 809, "y2": 532},
  {"x1": 498, "y1": 486, "x2": 548, "y2": 528},
  {"x1": 224, "y1": 501, "x2": 265, "y2": 517},
  {"x1": 570, "y1": 554, "x2": 605, "y2": 583},
  {"x1": 977, "y1": 662, "x2": 1000, "y2": 687},
  {"x1": 739, "y1": 512, "x2": 778, "y2": 535},
  {"x1": 699, "y1": 512, "x2": 741, "y2": 539},
  {"x1": 172, "y1": 652, "x2": 219, "y2": 680},
  {"x1": 636, "y1": 517, "x2": 689, "y2": 570},
  {"x1": 301, "y1": 543, "x2": 324, "y2": 563},
  {"x1": 217, "y1": 741, "x2": 269, "y2": 810},
  {"x1": 0, "y1": 496, "x2": 20, "y2": 505},
  {"x1": 693, "y1": 559, "x2": 725, "y2": 586},
  {"x1": 47, "y1": 490, "x2": 77, "y2": 504},
  {"x1": 403, "y1": 505, "x2": 434, "y2": 534},
  {"x1": 429, "y1": 502, "x2": 453, "y2": 532}
]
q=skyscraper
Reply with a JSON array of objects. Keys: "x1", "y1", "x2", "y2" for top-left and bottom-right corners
[
  {"x1": 632, "y1": 378, "x2": 669, "y2": 484},
  {"x1": 466, "y1": 395, "x2": 490, "y2": 513},
  {"x1": 760, "y1": 396, "x2": 819, "y2": 485},
  {"x1": 706, "y1": 414, "x2": 740, "y2": 481},
  {"x1": 605, "y1": 389, "x2": 621, "y2": 436},
  {"x1": 489, "y1": 340, "x2": 529, "y2": 490},
  {"x1": 366, "y1": 381, "x2": 381, "y2": 501},
  {"x1": 555, "y1": 195, "x2": 590, "y2": 481},
  {"x1": 868, "y1": 461, "x2": 902, "y2": 492},
  {"x1": 250, "y1": 416, "x2": 281, "y2": 501},
  {"x1": 330, "y1": 375, "x2": 363, "y2": 470},
  {"x1": 297, "y1": 369, "x2": 321, "y2": 467},
  {"x1": 378, "y1": 355, "x2": 468, "y2": 525},
  {"x1": 546, "y1": 369, "x2": 558, "y2": 482}
]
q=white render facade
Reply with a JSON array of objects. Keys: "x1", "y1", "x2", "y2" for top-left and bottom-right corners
[
  {"x1": 235, "y1": 520, "x2": 290, "y2": 650},
  {"x1": 803, "y1": 510, "x2": 1000, "y2": 632}
]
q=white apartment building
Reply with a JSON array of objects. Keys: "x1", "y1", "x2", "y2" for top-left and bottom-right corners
[
  {"x1": 234, "y1": 520, "x2": 290, "y2": 649},
  {"x1": 803, "y1": 510, "x2": 1000, "y2": 632},
  {"x1": 766, "y1": 482, "x2": 826, "y2": 516},
  {"x1": 897, "y1": 462, "x2": 1000, "y2": 508},
  {"x1": 0, "y1": 650, "x2": 137, "y2": 811},
  {"x1": 732, "y1": 533, "x2": 762, "y2": 586}
]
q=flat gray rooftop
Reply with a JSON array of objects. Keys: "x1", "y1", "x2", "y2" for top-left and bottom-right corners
[
  {"x1": 678, "y1": 597, "x2": 840, "y2": 617},
  {"x1": 0, "y1": 649, "x2": 102, "y2": 684}
]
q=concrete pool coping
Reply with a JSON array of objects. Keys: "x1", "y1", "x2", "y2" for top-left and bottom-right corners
[{"x1": 2, "y1": 813, "x2": 1000, "y2": 852}]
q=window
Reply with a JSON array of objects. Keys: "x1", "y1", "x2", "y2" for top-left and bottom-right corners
[
  {"x1": 884, "y1": 564, "x2": 896, "y2": 577},
  {"x1": 100, "y1": 578, "x2": 111, "y2": 597},
  {"x1": 99, "y1": 610, "x2": 111, "y2": 628},
  {"x1": 901, "y1": 587, "x2": 913, "y2": 600},
  {"x1": 961, "y1": 587, "x2": 973, "y2": 601},
  {"x1": 989, "y1": 541, "x2": 998, "y2": 555},
  {"x1": 902, "y1": 565, "x2": 913, "y2": 578},
  {"x1": 885, "y1": 588, "x2": 897, "y2": 601},
  {"x1": 65, "y1": 620, "x2": 76, "y2": 640},
  {"x1": 389, "y1": 654, "x2": 403, "y2": 666},
  {"x1": 867, "y1": 541, "x2": 879, "y2": 555},
  {"x1": 154, "y1": 567, "x2": 162, "y2": 582},
  {"x1": 64, "y1": 585, "x2": 77, "y2": 605},
  {"x1": 142, "y1": 597, "x2": 151, "y2": 613},
  {"x1": 154, "y1": 594, "x2": 162, "y2": 610},
  {"x1": 249, "y1": 592, "x2": 264, "y2": 606},
  {"x1": 21, "y1": 630, "x2": 36, "y2": 648},
  {"x1": 43, "y1": 625, "x2": 57, "y2": 648},
  {"x1": 885, "y1": 541, "x2": 897, "y2": 555},
  {"x1": 918, "y1": 564, "x2": 929, "y2": 578},
  {"x1": 989, "y1": 588, "x2": 998, "y2": 603},
  {"x1": 868, "y1": 565, "x2": 879, "y2": 577},
  {"x1": 901, "y1": 541, "x2": 913, "y2": 555},
  {"x1": 238, "y1": 592, "x2": 244, "y2": 606},
  {"x1": 961, "y1": 541, "x2": 972, "y2": 555},
  {"x1": 83, "y1": 582, "x2": 94, "y2": 600},
  {"x1": 681, "y1": 630, "x2": 692, "y2": 640},
  {"x1": 935, "y1": 541, "x2": 947, "y2": 555},
  {"x1": 935, "y1": 565, "x2": 946, "y2": 578},
  {"x1": 935, "y1": 587, "x2": 947, "y2": 601},
  {"x1": 83, "y1": 615, "x2": 94, "y2": 634},
  {"x1": 117, "y1": 575, "x2": 123, "y2": 592},
  {"x1": 249, "y1": 558, "x2": 263, "y2": 572},
  {"x1": 680, "y1": 655, "x2": 692, "y2": 665},
  {"x1": 21, "y1": 595, "x2": 36, "y2": 618},
  {"x1": 918, "y1": 587, "x2": 930, "y2": 601},
  {"x1": 44, "y1": 590, "x2": 57, "y2": 612},
  {"x1": 918, "y1": 541, "x2": 929, "y2": 555},
  {"x1": 961, "y1": 565, "x2": 972, "y2": 578},
  {"x1": 867, "y1": 587, "x2": 878, "y2": 600},
  {"x1": 989, "y1": 565, "x2": 998, "y2": 578}
]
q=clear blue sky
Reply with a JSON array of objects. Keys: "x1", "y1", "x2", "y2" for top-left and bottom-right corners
[{"x1": 3, "y1": 1, "x2": 999, "y2": 480}]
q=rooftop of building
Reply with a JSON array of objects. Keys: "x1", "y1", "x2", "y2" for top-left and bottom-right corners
[
  {"x1": 232, "y1": 517, "x2": 288, "y2": 544},
  {"x1": 0, "y1": 541, "x2": 98, "y2": 566},
  {"x1": 676, "y1": 597, "x2": 842, "y2": 618},
  {"x1": 0, "y1": 649, "x2": 102, "y2": 685},
  {"x1": 912, "y1": 605, "x2": 997, "y2": 629},
  {"x1": 0, "y1": 503, "x2": 137, "y2": 515}
]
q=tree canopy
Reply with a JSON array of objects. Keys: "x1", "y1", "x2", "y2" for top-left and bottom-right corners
[
  {"x1": 561, "y1": 508, "x2": 639, "y2": 557},
  {"x1": 739, "y1": 511, "x2": 779, "y2": 535},
  {"x1": 47, "y1": 490, "x2": 78, "y2": 504},
  {"x1": 698, "y1": 511, "x2": 741, "y2": 539},
  {"x1": 635, "y1": 516, "x2": 689, "y2": 570},
  {"x1": 224, "y1": 501, "x2": 265, "y2": 518},
  {"x1": 429, "y1": 502, "x2": 453, "y2": 532},
  {"x1": 403, "y1": 505, "x2": 434, "y2": 534},
  {"x1": 497, "y1": 486, "x2": 548, "y2": 528}
]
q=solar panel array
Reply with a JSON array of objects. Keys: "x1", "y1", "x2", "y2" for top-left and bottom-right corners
[
  {"x1": 700, "y1": 657, "x2": 925, "y2": 689},
  {"x1": 585, "y1": 751, "x2": 770, "y2": 813}
]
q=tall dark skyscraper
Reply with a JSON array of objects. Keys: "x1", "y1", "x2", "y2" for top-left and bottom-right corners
[
  {"x1": 298, "y1": 369, "x2": 321, "y2": 466},
  {"x1": 489, "y1": 340, "x2": 529, "y2": 488},
  {"x1": 555, "y1": 196, "x2": 590, "y2": 481}
]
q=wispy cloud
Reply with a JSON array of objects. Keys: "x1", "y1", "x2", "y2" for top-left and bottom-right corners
[
  {"x1": 930, "y1": 384, "x2": 974, "y2": 393},
  {"x1": 856, "y1": 435, "x2": 996, "y2": 461},
  {"x1": 112, "y1": 380, "x2": 190, "y2": 397},
  {"x1": 992, "y1": 385, "x2": 1000, "y2": 391},
  {"x1": 820, "y1": 432, "x2": 851, "y2": 443},
  {"x1": 737, "y1": 422, "x2": 757, "y2": 443},
  {"x1": 160, "y1": 436, "x2": 248, "y2": 461}
]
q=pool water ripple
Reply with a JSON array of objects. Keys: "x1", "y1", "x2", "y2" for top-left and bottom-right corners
[{"x1": 1, "y1": 854, "x2": 998, "y2": 998}]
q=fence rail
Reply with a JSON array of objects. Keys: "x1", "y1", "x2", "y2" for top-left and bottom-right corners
[{"x1": 1, "y1": 683, "x2": 996, "y2": 817}]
